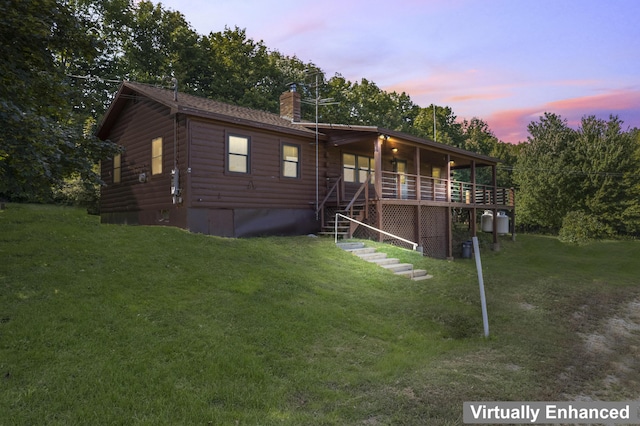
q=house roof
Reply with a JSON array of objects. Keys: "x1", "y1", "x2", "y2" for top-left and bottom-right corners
[
  {"x1": 96, "y1": 81, "x2": 498, "y2": 167},
  {"x1": 96, "y1": 81, "x2": 318, "y2": 140}
]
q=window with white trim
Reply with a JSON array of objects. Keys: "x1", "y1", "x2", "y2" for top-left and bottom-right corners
[
  {"x1": 282, "y1": 144, "x2": 300, "y2": 178},
  {"x1": 227, "y1": 134, "x2": 250, "y2": 174}
]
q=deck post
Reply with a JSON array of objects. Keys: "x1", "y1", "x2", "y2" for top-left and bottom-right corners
[
  {"x1": 491, "y1": 165, "x2": 500, "y2": 251},
  {"x1": 415, "y1": 146, "x2": 421, "y2": 201},
  {"x1": 511, "y1": 188, "x2": 516, "y2": 242},
  {"x1": 446, "y1": 155, "x2": 453, "y2": 259},
  {"x1": 415, "y1": 146, "x2": 422, "y2": 253},
  {"x1": 471, "y1": 207, "x2": 477, "y2": 236},
  {"x1": 374, "y1": 135, "x2": 383, "y2": 241},
  {"x1": 471, "y1": 160, "x2": 476, "y2": 204}
]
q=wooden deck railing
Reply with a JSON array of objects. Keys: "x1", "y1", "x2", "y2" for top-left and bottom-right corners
[{"x1": 380, "y1": 171, "x2": 514, "y2": 206}]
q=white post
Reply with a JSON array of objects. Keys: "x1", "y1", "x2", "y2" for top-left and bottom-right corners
[{"x1": 472, "y1": 236, "x2": 490, "y2": 337}]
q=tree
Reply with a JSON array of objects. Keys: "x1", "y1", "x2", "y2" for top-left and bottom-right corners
[
  {"x1": 514, "y1": 113, "x2": 579, "y2": 231},
  {"x1": 413, "y1": 105, "x2": 464, "y2": 147},
  {"x1": 514, "y1": 113, "x2": 639, "y2": 236},
  {"x1": 621, "y1": 128, "x2": 640, "y2": 235},
  {"x1": 0, "y1": 0, "x2": 119, "y2": 201},
  {"x1": 573, "y1": 115, "x2": 637, "y2": 235},
  {"x1": 314, "y1": 75, "x2": 419, "y2": 132}
]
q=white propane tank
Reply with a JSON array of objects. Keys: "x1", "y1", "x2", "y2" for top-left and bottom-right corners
[
  {"x1": 481, "y1": 210, "x2": 493, "y2": 232},
  {"x1": 496, "y1": 211, "x2": 509, "y2": 235}
]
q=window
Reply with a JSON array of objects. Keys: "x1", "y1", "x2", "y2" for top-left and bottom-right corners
[
  {"x1": 227, "y1": 134, "x2": 250, "y2": 173},
  {"x1": 282, "y1": 144, "x2": 300, "y2": 178},
  {"x1": 432, "y1": 166, "x2": 441, "y2": 179},
  {"x1": 113, "y1": 153, "x2": 121, "y2": 183},
  {"x1": 343, "y1": 153, "x2": 356, "y2": 183},
  {"x1": 395, "y1": 160, "x2": 407, "y2": 184},
  {"x1": 343, "y1": 153, "x2": 374, "y2": 183},
  {"x1": 151, "y1": 137, "x2": 163, "y2": 175}
]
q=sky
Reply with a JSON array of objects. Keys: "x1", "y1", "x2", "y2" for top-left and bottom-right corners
[{"x1": 156, "y1": 0, "x2": 640, "y2": 143}]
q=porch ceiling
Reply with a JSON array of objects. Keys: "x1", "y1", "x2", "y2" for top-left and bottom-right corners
[{"x1": 317, "y1": 125, "x2": 498, "y2": 169}]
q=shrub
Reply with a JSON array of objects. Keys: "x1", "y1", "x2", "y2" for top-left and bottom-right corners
[
  {"x1": 559, "y1": 210, "x2": 612, "y2": 244},
  {"x1": 52, "y1": 175, "x2": 100, "y2": 215}
]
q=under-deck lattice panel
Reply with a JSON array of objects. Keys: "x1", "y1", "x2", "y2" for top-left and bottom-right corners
[
  {"x1": 420, "y1": 206, "x2": 448, "y2": 259},
  {"x1": 381, "y1": 205, "x2": 417, "y2": 250}
]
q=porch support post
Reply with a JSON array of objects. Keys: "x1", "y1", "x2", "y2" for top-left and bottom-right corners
[
  {"x1": 470, "y1": 160, "x2": 477, "y2": 236},
  {"x1": 446, "y1": 154, "x2": 453, "y2": 259},
  {"x1": 415, "y1": 146, "x2": 421, "y2": 201},
  {"x1": 511, "y1": 189, "x2": 516, "y2": 242},
  {"x1": 374, "y1": 135, "x2": 383, "y2": 242},
  {"x1": 491, "y1": 164, "x2": 499, "y2": 251},
  {"x1": 446, "y1": 154, "x2": 451, "y2": 202},
  {"x1": 471, "y1": 160, "x2": 476, "y2": 204},
  {"x1": 415, "y1": 146, "x2": 423, "y2": 253}
]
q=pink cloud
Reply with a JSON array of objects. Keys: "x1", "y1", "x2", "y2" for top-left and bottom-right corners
[{"x1": 485, "y1": 89, "x2": 640, "y2": 143}]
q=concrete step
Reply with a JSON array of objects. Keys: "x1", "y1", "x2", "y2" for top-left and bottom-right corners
[
  {"x1": 347, "y1": 247, "x2": 377, "y2": 255},
  {"x1": 381, "y1": 263, "x2": 413, "y2": 273},
  {"x1": 412, "y1": 273, "x2": 434, "y2": 281},
  {"x1": 336, "y1": 242, "x2": 433, "y2": 281},
  {"x1": 357, "y1": 252, "x2": 387, "y2": 261},
  {"x1": 337, "y1": 242, "x2": 365, "y2": 250},
  {"x1": 368, "y1": 257, "x2": 400, "y2": 266},
  {"x1": 395, "y1": 269, "x2": 433, "y2": 281}
]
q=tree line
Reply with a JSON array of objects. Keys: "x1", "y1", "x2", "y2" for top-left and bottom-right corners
[{"x1": 1, "y1": 0, "x2": 638, "y2": 239}]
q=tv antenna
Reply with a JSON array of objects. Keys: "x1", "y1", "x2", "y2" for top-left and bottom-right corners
[{"x1": 300, "y1": 69, "x2": 339, "y2": 219}]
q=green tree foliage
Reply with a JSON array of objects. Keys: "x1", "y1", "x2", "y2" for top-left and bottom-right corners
[
  {"x1": 621, "y1": 129, "x2": 640, "y2": 234},
  {"x1": 317, "y1": 75, "x2": 419, "y2": 132},
  {"x1": 413, "y1": 105, "x2": 464, "y2": 147},
  {"x1": 514, "y1": 113, "x2": 639, "y2": 236},
  {"x1": 0, "y1": 0, "x2": 119, "y2": 201}
]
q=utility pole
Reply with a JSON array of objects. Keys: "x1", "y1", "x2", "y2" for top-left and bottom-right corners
[{"x1": 433, "y1": 103, "x2": 437, "y2": 142}]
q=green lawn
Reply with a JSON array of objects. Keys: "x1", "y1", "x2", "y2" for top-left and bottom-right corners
[{"x1": 1, "y1": 204, "x2": 639, "y2": 425}]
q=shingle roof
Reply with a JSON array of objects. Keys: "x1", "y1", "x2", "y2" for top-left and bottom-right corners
[{"x1": 96, "y1": 81, "x2": 317, "y2": 139}]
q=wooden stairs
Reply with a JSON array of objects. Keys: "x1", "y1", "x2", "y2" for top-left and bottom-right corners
[
  {"x1": 317, "y1": 204, "x2": 367, "y2": 239},
  {"x1": 337, "y1": 241, "x2": 433, "y2": 282}
]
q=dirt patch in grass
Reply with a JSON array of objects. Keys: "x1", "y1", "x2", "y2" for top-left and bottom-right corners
[{"x1": 562, "y1": 298, "x2": 640, "y2": 400}]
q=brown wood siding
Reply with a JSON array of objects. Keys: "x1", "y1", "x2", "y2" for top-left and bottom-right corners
[
  {"x1": 100, "y1": 97, "x2": 188, "y2": 224},
  {"x1": 188, "y1": 118, "x2": 322, "y2": 210}
]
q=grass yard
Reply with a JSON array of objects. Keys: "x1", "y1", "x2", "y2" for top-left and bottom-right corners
[{"x1": 1, "y1": 204, "x2": 639, "y2": 425}]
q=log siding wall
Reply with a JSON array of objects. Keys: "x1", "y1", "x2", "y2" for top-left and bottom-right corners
[
  {"x1": 100, "y1": 97, "x2": 187, "y2": 226},
  {"x1": 187, "y1": 118, "x2": 321, "y2": 210}
]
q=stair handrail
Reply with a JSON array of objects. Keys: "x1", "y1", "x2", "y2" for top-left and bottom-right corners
[
  {"x1": 343, "y1": 173, "x2": 372, "y2": 216},
  {"x1": 317, "y1": 176, "x2": 343, "y2": 228},
  {"x1": 335, "y1": 213, "x2": 419, "y2": 251},
  {"x1": 316, "y1": 176, "x2": 343, "y2": 215}
]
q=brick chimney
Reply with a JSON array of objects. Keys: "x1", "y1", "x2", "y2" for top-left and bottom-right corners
[{"x1": 279, "y1": 85, "x2": 301, "y2": 122}]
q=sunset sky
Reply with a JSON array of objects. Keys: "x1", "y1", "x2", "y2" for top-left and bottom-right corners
[{"x1": 157, "y1": 0, "x2": 640, "y2": 143}]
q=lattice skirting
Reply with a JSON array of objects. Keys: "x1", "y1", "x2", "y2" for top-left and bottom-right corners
[
  {"x1": 380, "y1": 205, "x2": 417, "y2": 250},
  {"x1": 353, "y1": 204, "x2": 379, "y2": 241},
  {"x1": 421, "y1": 206, "x2": 448, "y2": 259},
  {"x1": 350, "y1": 204, "x2": 449, "y2": 259}
]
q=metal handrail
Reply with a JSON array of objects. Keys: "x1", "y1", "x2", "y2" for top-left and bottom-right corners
[
  {"x1": 343, "y1": 172, "x2": 372, "y2": 214},
  {"x1": 316, "y1": 175, "x2": 343, "y2": 215},
  {"x1": 334, "y1": 213, "x2": 419, "y2": 251}
]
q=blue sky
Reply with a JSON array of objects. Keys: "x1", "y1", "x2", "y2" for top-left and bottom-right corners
[{"x1": 156, "y1": 0, "x2": 640, "y2": 143}]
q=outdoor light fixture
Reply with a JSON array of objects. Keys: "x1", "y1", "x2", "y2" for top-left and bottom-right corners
[{"x1": 391, "y1": 147, "x2": 398, "y2": 166}]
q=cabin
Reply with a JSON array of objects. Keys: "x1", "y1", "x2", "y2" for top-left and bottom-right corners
[{"x1": 97, "y1": 81, "x2": 515, "y2": 258}]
